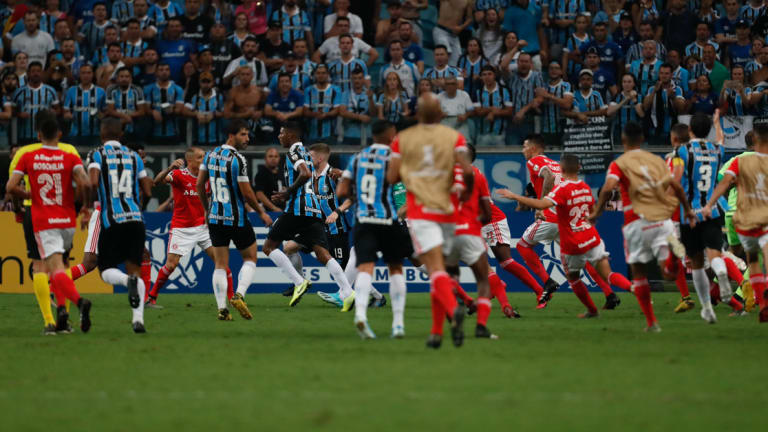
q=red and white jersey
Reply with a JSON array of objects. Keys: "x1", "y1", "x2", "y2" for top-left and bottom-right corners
[
  {"x1": 545, "y1": 179, "x2": 601, "y2": 255},
  {"x1": 527, "y1": 154, "x2": 561, "y2": 223},
  {"x1": 13, "y1": 146, "x2": 83, "y2": 232},
  {"x1": 606, "y1": 161, "x2": 639, "y2": 226},
  {"x1": 489, "y1": 201, "x2": 507, "y2": 223},
  {"x1": 168, "y1": 168, "x2": 206, "y2": 229},
  {"x1": 455, "y1": 166, "x2": 491, "y2": 237}
]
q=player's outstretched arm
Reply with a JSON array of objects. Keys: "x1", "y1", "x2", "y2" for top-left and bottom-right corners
[
  {"x1": 153, "y1": 158, "x2": 184, "y2": 186},
  {"x1": 238, "y1": 181, "x2": 273, "y2": 227},
  {"x1": 496, "y1": 189, "x2": 554, "y2": 210},
  {"x1": 590, "y1": 177, "x2": 619, "y2": 223},
  {"x1": 196, "y1": 169, "x2": 210, "y2": 217},
  {"x1": 336, "y1": 178, "x2": 353, "y2": 201},
  {"x1": 703, "y1": 173, "x2": 736, "y2": 218}
]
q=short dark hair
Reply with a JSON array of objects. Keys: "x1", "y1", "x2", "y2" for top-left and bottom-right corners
[
  {"x1": 116, "y1": 66, "x2": 132, "y2": 77},
  {"x1": 622, "y1": 122, "x2": 645, "y2": 145},
  {"x1": 434, "y1": 44, "x2": 448, "y2": 53},
  {"x1": 690, "y1": 113, "x2": 712, "y2": 139},
  {"x1": 101, "y1": 117, "x2": 124, "y2": 140},
  {"x1": 671, "y1": 123, "x2": 690, "y2": 142},
  {"x1": 339, "y1": 33, "x2": 354, "y2": 43},
  {"x1": 108, "y1": 42, "x2": 121, "y2": 51},
  {"x1": 309, "y1": 142, "x2": 330, "y2": 154},
  {"x1": 371, "y1": 119, "x2": 395, "y2": 138},
  {"x1": 659, "y1": 62, "x2": 673, "y2": 73},
  {"x1": 28, "y1": 61, "x2": 43, "y2": 71},
  {"x1": 389, "y1": 39, "x2": 402, "y2": 48},
  {"x1": 560, "y1": 154, "x2": 580, "y2": 174},
  {"x1": 480, "y1": 64, "x2": 496, "y2": 75},
  {"x1": 525, "y1": 134, "x2": 546, "y2": 149},
  {"x1": 282, "y1": 120, "x2": 303, "y2": 136},
  {"x1": 167, "y1": 17, "x2": 183, "y2": 25},
  {"x1": 227, "y1": 119, "x2": 250, "y2": 136},
  {"x1": 336, "y1": 16, "x2": 350, "y2": 24},
  {"x1": 467, "y1": 143, "x2": 477, "y2": 163},
  {"x1": 125, "y1": 18, "x2": 139, "y2": 27},
  {"x1": 34, "y1": 110, "x2": 56, "y2": 132},
  {"x1": 277, "y1": 72, "x2": 291, "y2": 81},
  {"x1": 753, "y1": 122, "x2": 768, "y2": 143}
]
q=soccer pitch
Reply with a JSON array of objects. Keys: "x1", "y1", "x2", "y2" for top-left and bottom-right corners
[{"x1": 1, "y1": 292, "x2": 765, "y2": 431}]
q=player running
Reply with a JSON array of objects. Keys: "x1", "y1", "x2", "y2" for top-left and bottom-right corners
[
  {"x1": 591, "y1": 122, "x2": 696, "y2": 332},
  {"x1": 704, "y1": 121, "x2": 768, "y2": 322},
  {"x1": 675, "y1": 113, "x2": 732, "y2": 324},
  {"x1": 197, "y1": 120, "x2": 273, "y2": 321},
  {"x1": 87, "y1": 118, "x2": 153, "y2": 333},
  {"x1": 337, "y1": 120, "x2": 410, "y2": 339},
  {"x1": 7, "y1": 111, "x2": 84, "y2": 334},
  {"x1": 386, "y1": 92, "x2": 474, "y2": 349},
  {"x1": 262, "y1": 121, "x2": 354, "y2": 308},
  {"x1": 499, "y1": 155, "x2": 633, "y2": 319},
  {"x1": 146, "y1": 147, "x2": 235, "y2": 311},
  {"x1": 6, "y1": 112, "x2": 92, "y2": 335},
  {"x1": 517, "y1": 135, "x2": 620, "y2": 309}
]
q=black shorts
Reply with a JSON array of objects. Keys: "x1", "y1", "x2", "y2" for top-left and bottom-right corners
[
  {"x1": 354, "y1": 222, "x2": 412, "y2": 264},
  {"x1": 208, "y1": 223, "x2": 256, "y2": 250},
  {"x1": 268, "y1": 214, "x2": 329, "y2": 250},
  {"x1": 681, "y1": 216, "x2": 724, "y2": 256},
  {"x1": 22, "y1": 209, "x2": 41, "y2": 260},
  {"x1": 327, "y1": 232, "x2": 350, "y2": 268},
  {"x1": 97, "y1": 221, "x2": 146, "y2": 271}
]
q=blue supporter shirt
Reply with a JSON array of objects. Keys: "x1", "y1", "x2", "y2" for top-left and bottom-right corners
[
  {"x1": 143, "y1": 81, "x2": 185, "y2": 137},
  {"x1": 304, "y1": 84, "x2": 342, "y2": 140},
  {"x1": 502, "y1": 2, "x2": 543, "y2": 54},
  {"x1": 63, "y1": 85, "x2": 106, "y2": 138},
  {"x1": 341, "y1": 88, "x2": 372, "y2": 141},
  {"x1": 156, "y1": 38, "x2": 197, "y2": 83},
  {"x1": 266, "y1": 88, "x2": 304, "y2": 114},
  {"x1": 12, "y1": 84, "x2": 60, "y2": 141},
  {"x1": 186, "y1": 90, "x2": 225, "y2": 145},
  {"x1": 579, "y1": 40, "x2": 623, "y2": 75},
  {"x1": 473, "y1": 84, "x2": 512, "y2": 134}
]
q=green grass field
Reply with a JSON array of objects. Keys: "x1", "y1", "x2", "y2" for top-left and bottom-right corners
[{"x1": 1, "y1": 291, "x2": 765, "y2": 431}]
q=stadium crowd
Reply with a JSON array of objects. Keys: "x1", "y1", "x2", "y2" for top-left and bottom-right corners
[{"x1": 2, "y1": 0, "x2": 768, "y2": 149}]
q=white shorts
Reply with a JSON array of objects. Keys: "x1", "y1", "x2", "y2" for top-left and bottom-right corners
[
  {"x1": 83, "y1": 209, "x2": 101, "y2": 254},
  {"x1": 520, "y1": 220, "x2": 558, "y2": 247},
  {"x1": 561, "y1": 240, "x2": 609, "y2": 273},
  {"x1": 737, "y1": 231, "x2": 768, "y2": 253},
  {"x1": 446, "y1": 234, "x2": 487, "y2": 266},
  {"x1": 168, "y1": 225, "x2": 213, "y2": 256},
  {"x1": 408, "y1": 219, "x2": 455, "y2": 257},
  {"x1": 35, "y1": 228, "x2": 75, "y2": 259},
  {"x1": 482, "y1": 219, "x2": 512, "y2": 248},
  {"x1": 622, "y1": 218, "x2": 675, "y2": 264}
]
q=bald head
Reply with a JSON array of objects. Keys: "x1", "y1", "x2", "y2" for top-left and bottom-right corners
[{"x1": 417, "y1": 92, "x2": 443, "y2": 124}]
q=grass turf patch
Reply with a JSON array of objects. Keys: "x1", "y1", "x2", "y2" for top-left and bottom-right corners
[{"x1": 0, "y1": 292, "x2": 765, "y2": 431}]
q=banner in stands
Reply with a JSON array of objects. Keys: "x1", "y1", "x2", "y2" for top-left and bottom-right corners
[
  {"x1": 678, "y1": 115, "x2": 750, "y2": 149},
  {"x1": 562, "y1": 116, "x2": 613, "y2": 152}
]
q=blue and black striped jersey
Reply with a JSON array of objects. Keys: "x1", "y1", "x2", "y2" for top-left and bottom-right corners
[
  {"x1": 456, "y1": 55, "x2": 489, "y2": 102},
  {"x1": 304, "y1": 84, "x2": 342, "y2": 140},
  {"x1": 105, "y1": 84, "x2": 145, "y2": 133},
  {"x1": 186, "y1": 90, "x2": 225, "y2": 145},
  {"x1": 63, "y1": 85, "x2": 106, "y2": 137},
  {"x1": 78, "y1": 20, "x2": 115, "y2": 59},
  {"x1": 201, "y1": 145, "x2": 250, "y2": 227},
  {"x1": 270, "y1": 8, "x2": 312, "y2": 46},
  {"x1": 343, "y1": 143, "x2": 397, "y2": 225},
  {"x1": 474, "y1": 84, "x2": 512, "y2": 134},
  {"x1": 541, "y1": 79, "x2": 572, "y2": 134},
  {"x1": 12, "y1": 84, "x2": 60, "y2": 141},
  {"x1": 89, "y1": 141, "x2": 147, "y2": 229},
  {"x1": 284, "y1": 142, "x2": 323, "y2": 218},
  {"x1": 143, "y1": 81, "x2": 185, "y2": 137},
  {"x1": 316, "y1": 165, "x2": 348, "y2": 235},
  {"x1": 328, "y1": 57, "x2": 368, "y2": 94},
  {"x1": 676, "y1": 139, "x2": 727, "y2": 221}
]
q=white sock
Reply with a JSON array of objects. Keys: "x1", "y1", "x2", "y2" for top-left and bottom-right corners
[
  {"x1": 237, "y1": 260, "x2": 257, "y2": 297},
  {"x1": 692, "y1": 268, "x2": 712, "y2": 309},
  {"x1": 354, "y1": 271, "x2": 372, "y2": 322},
  {"x1": 710, "y1": 257, "x2": 732, "y2": 301},
  {"x1": 101, "y1": 268, "x2": 129, "y2": 286},
  {"x1": 288, "y1": 252, "x2": 303, "y2": 276},
  {"x1": 327, "y1": 258, "x2": 353, "y2": 298},
  {"x1": 344, "y1": 247, "x2": 358, "y2": 285},
  {"x1": 212, "y1": 268, "x2": 227, "y2": 309},
  {"x1": 390, "y1": 273, "x2": 406, "y2": 328},
  {"x1": 370, "y1": 286, "x2": 383, "y2": 300},
  {"x1": 132, "y1": 278, "x2": 145, "y2": 324},
  {"x1": 417, "y1": 264, "x2": 428, "y2": 275},
  {"x1": 268, "y1": 249, "x2": 304, "y2": 285}
]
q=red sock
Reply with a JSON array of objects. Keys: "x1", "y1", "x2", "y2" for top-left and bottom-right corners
[
  {"x1": 430, "y1": 291, "x2": 445, "y2": 335},
  {"x1": 675, "y1": 264, "x2": 690, "y2": 297},
  {"x1": 515, "y1": 243, "x2": 550, "y2": 284},
  {"x1": 501, "y1": 258, "x2": 543, "y2": 297},
  {"x1": 69, "y1": 264, "x2": 87, "y2": 281},
  {"x1": 710, "y1": 282, "x2": 721, "y2": 303},
  {"x1": 585, "y1": 263, "x2": 613, "y2": 296},
  {"x1": 476, "y1": 297, "x2": 491, "y2": 326},
  {"x1": 141, "y1": 258, "x2": 152, "y2": 301},
  {"x1": 52, "y1": 271, "x2": 80, "y2": 305},
  {"x1": 432, "y1": 272, "x2": 458, "y2": 315},
  {"x1": 569, "y1": 279, "x2": 597, "y2": 313},
  {"x1": 226, "y1": 268, "x2": 234, "y2": 300},
  {"x1": 488, "y1": 272, "x2": 510, "y2": 308},
  {"x1": 451, "y1": 279, "x2": 474, "y2": 306},
  {"x1": 632, "y1": 279, "x2": 656, "y2": 326},
  {"x1": 608, "y1": 272, "x2": 632, "y2": 291},
  {"x1": 729, "y1": 296, "x2": 744, "y2": 312},
  {"x1": 724, "y1": 257, "x2": 744, "y2": 285},
  {"x1": 664, "y1": 254, "x2": 679, "y2": 275},
  {"x1": 150, "y1": 265, "x2": 172, "y2": 298},
  {"x1": 750, "y1": 274, "x2": 766, "y2": 307}
]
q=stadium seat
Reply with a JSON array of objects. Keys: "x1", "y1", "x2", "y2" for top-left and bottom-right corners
[{"x1": 423, "y1": 48, "x2": 434, "y2": 69}]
